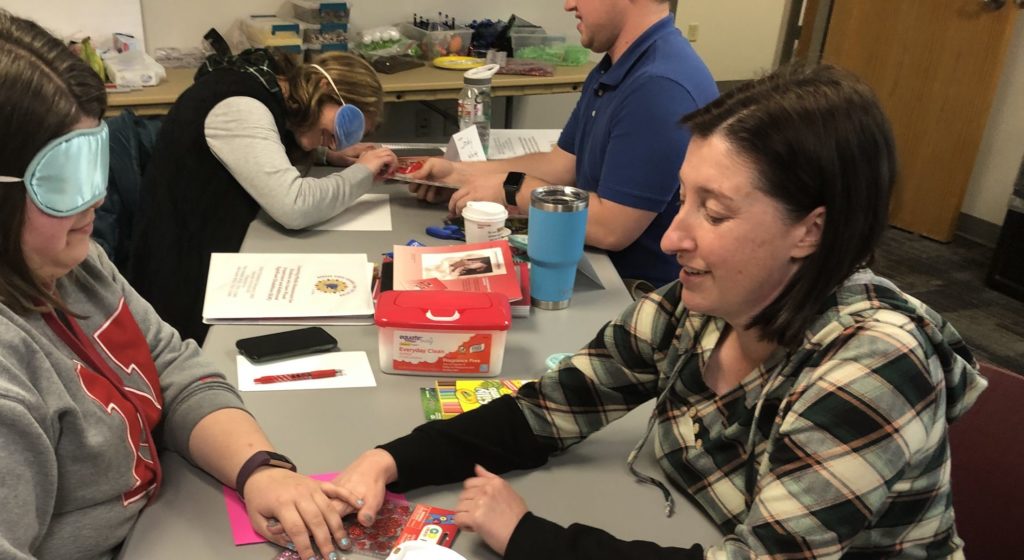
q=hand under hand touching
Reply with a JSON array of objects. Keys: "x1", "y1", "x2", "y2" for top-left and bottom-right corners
[
  {"x1": 242, "y1": 467, "x2": 362, "y2": 559},
  {"x1": 324, "y1": 449, "x2": 400, "y2": 530}
]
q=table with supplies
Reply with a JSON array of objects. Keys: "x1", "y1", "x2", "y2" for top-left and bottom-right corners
[
  {"x1": 106, "y1": 63, "x2": 596, "y2": 118},
  {"x1": 118, "y1": 185, "x2": 722, "y2": 559}
]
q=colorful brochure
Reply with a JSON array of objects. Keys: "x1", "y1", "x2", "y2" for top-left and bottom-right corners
[{"x1": 391, "y1": 240, "x2": 522, "y2": 303}]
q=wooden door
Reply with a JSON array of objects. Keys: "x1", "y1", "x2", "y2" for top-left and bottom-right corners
[{"x1": 820, "y1": 0, "x2": 1019, "y2": 241}]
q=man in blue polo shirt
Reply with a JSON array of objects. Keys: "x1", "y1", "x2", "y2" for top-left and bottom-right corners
[{"x1": 409, "y1": 0, "x2": 717, "y2": 289}]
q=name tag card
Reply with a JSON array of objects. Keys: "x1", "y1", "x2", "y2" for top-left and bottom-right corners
[{"x1": 446, "y1": 125, "x2": 487, "y2": 162}]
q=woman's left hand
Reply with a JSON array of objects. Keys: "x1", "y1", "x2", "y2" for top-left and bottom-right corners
[
  {"x1": 243, "y1": 467, "x2": 359, "y2": 558},
  {"x1": 454, "y1": 465, "x2": 528, "y2": 556},
  {"x1": 326, "y1": 142, "x2": 378, "y2": 167}
]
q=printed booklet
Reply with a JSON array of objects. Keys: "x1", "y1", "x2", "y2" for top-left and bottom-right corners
[
  {"x1": 202, "y1": 253, "x2": 374, "y2": 325},
  {"x1": 391, "y1": 240, "x2": 522, "y2": 303}
]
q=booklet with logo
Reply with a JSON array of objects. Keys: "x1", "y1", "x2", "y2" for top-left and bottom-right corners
[{"x1": 202, "y1": 253, "x2": 375, "y2": 325}]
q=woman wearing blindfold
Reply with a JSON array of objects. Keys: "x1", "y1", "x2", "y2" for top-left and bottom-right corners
[
  {"x1": 128, "y1": 48, "x2": 397, "y2": 344},
  {"x1": 0, "y1": 12, "x2": 359, "y2": 560}
]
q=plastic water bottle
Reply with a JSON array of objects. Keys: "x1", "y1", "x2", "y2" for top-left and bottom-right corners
[{"x1": 458, "y1": 64, "x2": 499, "y2": 155}]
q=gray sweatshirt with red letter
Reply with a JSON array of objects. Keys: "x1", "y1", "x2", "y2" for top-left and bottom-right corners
[{"x1": 0, "y1": 243, "x2": 246, "y2": 559}]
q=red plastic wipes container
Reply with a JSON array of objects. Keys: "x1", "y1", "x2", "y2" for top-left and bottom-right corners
[{"x1": 375, "y1": 291, "x2": 511, "y2": 376}]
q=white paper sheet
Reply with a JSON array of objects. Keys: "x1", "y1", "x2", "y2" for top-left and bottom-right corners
[
  {"x1": 311, "y1": 193, "x2": 392, "y2": 231},
  {"x1": 487, "y1": 129, "x2": 563, "y2": 160},
  {"x1": 236, "y1": 351, "x2": 377, "y2": 392}
]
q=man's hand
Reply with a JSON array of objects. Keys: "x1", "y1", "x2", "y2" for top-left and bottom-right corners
[
  {"x1": 454, "y1": 465, "x2": 528, "y2": 557},
  {"x1": 406, "y1": 158, "x2": 459, "y2": 203},
  {"x1": 447, "y1": 173, "x2": 507, "y2": 215}
]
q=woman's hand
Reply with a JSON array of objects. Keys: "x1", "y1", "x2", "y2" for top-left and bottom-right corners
[
  {"x1": 242, "y1": 467, "x2": 362, "y2": 559},
  {"x1": 454, "y1": 465, "x2": 528, "y2": 556},
  {"x1": 325, "y1": 142, "x2": 378, "y2": 167},
  {"x1": 355, "y1": 147, "x2": 399, "y2": 177},
  {"x1": 325, "y1": 449, "x2": 400, "y2": 528}
]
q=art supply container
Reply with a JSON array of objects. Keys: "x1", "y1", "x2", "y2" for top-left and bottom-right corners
[
  {"x1": 461, "y1": 201, "x2": 509, "y2": 243},
  {"x1": 528, "y1": 186, "x2": 589, "y2": 309},
  {"x1": 376, "y1": 291, "x2": 511, "y2": 376}
]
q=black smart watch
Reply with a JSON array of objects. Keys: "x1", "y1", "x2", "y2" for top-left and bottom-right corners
[{"x1": 503, "y1": 171, "x2": 526, "y2": 206}]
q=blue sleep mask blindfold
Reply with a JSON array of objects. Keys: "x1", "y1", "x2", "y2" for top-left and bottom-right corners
[
  {"x1": 0, "y1": 122, "x2": 109, "y2": 217},
  {"x1": 309, "y1": 63, "x2": 365, "y2": 150}
]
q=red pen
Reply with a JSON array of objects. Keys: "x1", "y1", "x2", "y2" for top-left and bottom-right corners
[{"x1": 253, "y1": 368, "x2": 344, "y2": 384}]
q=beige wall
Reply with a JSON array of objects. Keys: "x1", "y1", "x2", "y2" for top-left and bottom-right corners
[
  {"x1": 4, "y1": 0, "x2": 145, "y2": 49},
  {"x1": 139, "y1": 0, "x2": 581, "y2": 53},
  {"x1": 961, "y1": 14, "x2": 1024, "y2": 226},
  {"x1": 674, "y1": 0, "x2": 789, "y2": 81}
]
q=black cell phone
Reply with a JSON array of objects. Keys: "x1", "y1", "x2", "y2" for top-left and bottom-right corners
[{"x1": 235, "y1": 327, "x2": 338, "y2": 363}]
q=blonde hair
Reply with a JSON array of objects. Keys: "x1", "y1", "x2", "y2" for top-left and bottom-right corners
[{"x1": 277, "y1": 51, "x2": 384, "y2": 133}]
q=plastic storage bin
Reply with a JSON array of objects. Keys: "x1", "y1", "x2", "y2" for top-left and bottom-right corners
[
  {"x1": 243, "y1": 16, "x2": 303, "y2": 53},
  {"x1": 375, "y1": 291, "x2": 511, "y2": 376},
  {"x1": 301, "y1": 21, "x2": 348, "y2": 56},
  {"x1": 512, "y1": 33, "x2": 588, "y2": 66},
  {"x1": 292, "y1": 1, "x2": 351, "y2": 24},
  {"x1": 399, "y1": 22, "x2": 472, "y2": 60}
]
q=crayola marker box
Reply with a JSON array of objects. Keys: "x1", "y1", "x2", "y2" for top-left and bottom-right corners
[{"x1": 375, "y1": 291, "x2": 511, "y2": 376}]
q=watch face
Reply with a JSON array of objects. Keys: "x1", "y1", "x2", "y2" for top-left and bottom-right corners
[{"x1": 504, "y1": 172, "x2": 525, "y2": 188}]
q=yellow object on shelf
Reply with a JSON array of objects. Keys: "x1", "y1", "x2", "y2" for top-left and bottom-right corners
[{"x1": 432, "y1": 56, "x2": 485, "y2": 70}]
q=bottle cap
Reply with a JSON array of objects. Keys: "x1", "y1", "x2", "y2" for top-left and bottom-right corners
[{"x1": 463, "y1": 63, "x2": 499, "y2": 85}]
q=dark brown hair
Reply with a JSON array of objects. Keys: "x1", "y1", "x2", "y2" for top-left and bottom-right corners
[
  {"x1": 682, "y1": 63, "x2": 897, "y2": 348},
  {"x1": 0, "y1": 10, "x2": 106, "y2": 314}
]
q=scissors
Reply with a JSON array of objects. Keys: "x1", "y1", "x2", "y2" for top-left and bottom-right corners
[{"x1": 425, "y1": 224, "x2": 465, "y2": 241}]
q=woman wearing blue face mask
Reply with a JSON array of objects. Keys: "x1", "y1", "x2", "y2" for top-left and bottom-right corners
[
  {"x1": 129, "y1": 48, "x2": 397, "y2": 344},
  {"x1": 0, "y1": 12, "x2": 361, "y2": 560}
]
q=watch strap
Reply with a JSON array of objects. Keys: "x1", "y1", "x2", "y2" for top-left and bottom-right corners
[{"x1": 235, "y1": 450, "x2": 297, "y2": 498}]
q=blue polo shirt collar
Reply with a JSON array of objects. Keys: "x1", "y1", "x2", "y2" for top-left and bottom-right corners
[{"x1": 597, "y1": 15, "x2": 679, "y2": 88}]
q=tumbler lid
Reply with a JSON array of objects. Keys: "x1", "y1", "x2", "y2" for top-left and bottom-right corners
[{"x1": 530, "y1": 186, "x2": 589, "y2": 212}]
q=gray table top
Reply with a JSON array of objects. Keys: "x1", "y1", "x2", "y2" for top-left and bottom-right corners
[{"x1": 119, "y1": 186, "x2": 722, "y2": 559}]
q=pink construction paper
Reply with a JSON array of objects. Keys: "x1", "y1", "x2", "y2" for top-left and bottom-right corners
[{"x1": 223, "y1": 472, "x2": 404, "y2": 546}]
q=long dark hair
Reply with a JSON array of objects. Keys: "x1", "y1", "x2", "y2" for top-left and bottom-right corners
[
  {"x1": 0, "y1": 10, "x2": 106, "y2": 314},
  {"x1": 682, "y1": 63, "x2": 897, "y2": 348}
]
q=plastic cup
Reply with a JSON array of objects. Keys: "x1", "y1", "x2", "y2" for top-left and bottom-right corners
[{"x1": 462, "y1": 201, "x2": 509, "y2": 243}]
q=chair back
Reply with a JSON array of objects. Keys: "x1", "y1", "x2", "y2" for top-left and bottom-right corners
[{"x1": 948, "y1": 361, "x2": 1024, "y2": 557}]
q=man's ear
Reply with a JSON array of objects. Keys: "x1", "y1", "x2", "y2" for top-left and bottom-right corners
[{"x1": 792, "y1": 206, "x2": 825, "y2": 259}]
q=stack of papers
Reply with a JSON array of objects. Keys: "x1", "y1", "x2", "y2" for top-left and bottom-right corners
[{"x1": 202, "y1": 253, "x2": 375, "y2": 325}]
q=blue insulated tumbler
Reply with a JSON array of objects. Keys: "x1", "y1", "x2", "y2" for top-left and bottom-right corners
[{"x1": 528, "y1": 186, "x2": 589, "y2": 310}]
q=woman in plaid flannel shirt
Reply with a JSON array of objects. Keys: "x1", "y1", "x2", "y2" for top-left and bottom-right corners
[{"x1": 323, "y1": 64, "x2": 987, "y2": 560}]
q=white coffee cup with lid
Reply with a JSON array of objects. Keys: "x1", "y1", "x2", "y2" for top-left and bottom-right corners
[{"x1": 462, "y1": 201, "x2": 509, "y2": 243}]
